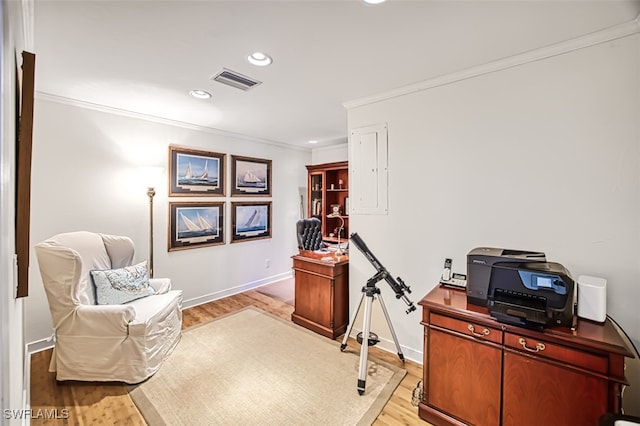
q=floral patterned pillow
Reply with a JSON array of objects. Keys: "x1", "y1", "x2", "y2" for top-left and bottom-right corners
[{"x1": 90, "y1": 261, "x2": 156, "y2": 305}]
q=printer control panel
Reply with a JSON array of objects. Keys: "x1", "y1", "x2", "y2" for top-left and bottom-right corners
[{"x1": 519, "y1": 271, "x2": 567, "y2": 295}]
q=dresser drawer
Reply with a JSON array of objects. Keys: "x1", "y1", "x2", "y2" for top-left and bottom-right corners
[
  {"x1": 430, "y1": 312, "x2": 502, "y2": 344},
  {"x1": 504, "y1": 332, "x2": 608, "y2": 374}
]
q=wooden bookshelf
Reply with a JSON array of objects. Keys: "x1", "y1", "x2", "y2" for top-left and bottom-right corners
[{"x1": 306, "y1": 161, "x2": 348, "y2": 242}]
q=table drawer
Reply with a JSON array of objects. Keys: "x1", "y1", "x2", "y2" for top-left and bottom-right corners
[
  {"x1": 504, "y1": 332, "x2": 608, "y2": 374},
  {"x1": 430, "y1": 312, "x2": 502, "y2": 344},
  {"x1": 293, "y1": 259, "x2": 338, "y2": 278}
]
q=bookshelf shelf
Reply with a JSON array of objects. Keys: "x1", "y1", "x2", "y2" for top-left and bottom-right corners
[{"x1": 306, "y1": 161, "x2": 349, "y2": 241}]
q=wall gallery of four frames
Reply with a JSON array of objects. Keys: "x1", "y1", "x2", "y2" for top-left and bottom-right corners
[{"x1": 167, "y1": 146, "x2": 272, "y2": 251}]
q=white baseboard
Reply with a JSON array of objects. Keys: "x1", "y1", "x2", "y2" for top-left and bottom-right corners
[
  {"x1": 25, "y1": 271, "x2": 294, "y2": 355},
  {"x1": 26, "y1": 272, "x2": 424, "y2": 366},
  {"x1": 346, "y1": 326, "x2": 423, "y2": 365},
  {"x1": 181, "y1": 271, "x2": 293, "y2": 310},
  {"x1": 26, "y1": 336, "x2": 55, "y2": 355}
]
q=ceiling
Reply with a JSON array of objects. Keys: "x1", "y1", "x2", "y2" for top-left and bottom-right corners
[{"x1": 33, "y1": 0, "x2": 640, "y2": 149}]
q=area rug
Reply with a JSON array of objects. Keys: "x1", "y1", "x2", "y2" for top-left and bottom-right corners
[{"x1": 129, "y1": 307, "x2": 406, "y2": 425}]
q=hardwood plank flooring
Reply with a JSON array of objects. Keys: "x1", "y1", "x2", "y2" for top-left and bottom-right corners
[{"x1": 30, "y1": 280, "x2": 428, "y2": 425}]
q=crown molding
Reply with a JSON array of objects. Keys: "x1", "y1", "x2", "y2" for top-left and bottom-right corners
[
  {"x1": 311, "y1": 142, "x2": 348, "y2": 153},
  {"x1": 344, "y1": 16, "x2": 640, "y2": 110},
  {"x1": 35, "y1": 92, "x2": 311, "y2": 152}
]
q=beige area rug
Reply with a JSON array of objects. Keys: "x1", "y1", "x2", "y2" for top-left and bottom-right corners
[{"x1": 129, "y1": 307, "x2": 406, "y2": 425}]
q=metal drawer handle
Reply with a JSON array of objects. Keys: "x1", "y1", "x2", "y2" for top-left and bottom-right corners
[
  {"x1": 518, "y1": 337, "x2": 546, "y2": 353},
  {"x1": 467, "y1": 324, "x2": 490, "y2": 337}
]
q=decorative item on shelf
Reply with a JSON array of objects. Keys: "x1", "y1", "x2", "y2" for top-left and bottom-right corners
[
  {"x1": 339, "y1": 179, "x2": 344, "y2": 190},
  {"x1": 331, "y1": 204, "x2": 341, "y2": 215},
  {"x1": 326, "y1": 212, "x2": 345, "y2": 255},
  {"x1": 312, "y1": 198, "x2": 323, "y2": 216}
]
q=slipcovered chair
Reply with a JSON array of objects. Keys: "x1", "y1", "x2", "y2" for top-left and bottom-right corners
[
  {"x1": 296, "y1": 217, "x2": 325, "y2": 251},
  {"x1": 35, "y1": 231, "x2": 182, "y2": 384}
]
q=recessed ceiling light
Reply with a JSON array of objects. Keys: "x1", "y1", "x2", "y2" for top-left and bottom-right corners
[
  {"x1": 189, "y1": 89, "x2": 212, "y2": 99},
  {"x1": 363, "y1": 0, "x2": 386, "y2": 4},
  {"x1": 308, "y1": 140, "x2": 318, "y2": 144},
  {"x1": 248, "y1": 52, "x2": 273, "y2": 67}
]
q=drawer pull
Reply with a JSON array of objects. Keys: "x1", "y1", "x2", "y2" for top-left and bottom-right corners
[
  {"x1": 467, "y1": 324, "x2": 490, "y2": 337},
  {"x1": 518, "y1": 337, "x2": 546, "y2": 353}
]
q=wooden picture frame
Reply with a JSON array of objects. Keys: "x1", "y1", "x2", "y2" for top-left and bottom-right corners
[
  {"x1": 15, "y1": 51, "x2": 36, "y2": 298},
  {"x1": 168, "y1": 201, "x2": 224, "y2": 251},
  {"x1": 231, "y1": 201, "x2": 272, "y2": 243},
  {"x1": 169, "y1": 146, "x2": 225, "y2": 196},
  {"x1": 231, "y1": 155, "x2": 272, "y2": 196}
]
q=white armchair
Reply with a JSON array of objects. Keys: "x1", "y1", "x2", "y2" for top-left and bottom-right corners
[{"x1": 35, "y1": 231, "x2": 182, "y2": 384}]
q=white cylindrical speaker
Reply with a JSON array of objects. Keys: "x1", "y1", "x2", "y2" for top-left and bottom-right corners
[{"x1": 577, "y1": 275, "x2": 607, "y2": 323}]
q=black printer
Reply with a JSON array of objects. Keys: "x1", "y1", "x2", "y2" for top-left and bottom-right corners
[
  {"x1": 467, "y1": 247, "x2": 577, "y2": 329},
  {"x1": 467, "y1": 247, "x2": 546, "y2": 306}
]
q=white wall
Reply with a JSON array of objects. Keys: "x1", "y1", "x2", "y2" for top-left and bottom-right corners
[
  {"x1": 311, "y1": 143, "x2": 347, "y2": 165},
  {"x1": 347, "y1": 23, "x2": 640, "y2": 412},
  {"x1": 1, "y1": 0, "x2": 32, "y2": 422},
  {"x1": 26, "y1": 99, "x2": 310, "y2": 345}
]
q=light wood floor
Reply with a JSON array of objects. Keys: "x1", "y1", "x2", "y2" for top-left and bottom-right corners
[{"x1": 30, "y1": 279, "x2": 426, "y2": 425}]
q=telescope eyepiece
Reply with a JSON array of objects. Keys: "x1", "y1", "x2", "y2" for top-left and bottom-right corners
[{"x1": 397, "y1": 276, "x2": 412, "y2": 294}]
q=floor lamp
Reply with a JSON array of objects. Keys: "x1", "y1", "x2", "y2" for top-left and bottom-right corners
[{"x1": 140, "y1": 167, "x2": 163, "y2": 278}]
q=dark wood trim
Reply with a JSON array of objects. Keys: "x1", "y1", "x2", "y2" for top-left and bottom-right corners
[{"x1": 16, "y1": 51, "x2": 36, "y2": 298}]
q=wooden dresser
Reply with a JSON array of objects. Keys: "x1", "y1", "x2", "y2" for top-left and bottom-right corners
[
  {"x1": 291, "y1": 251, "x2": 349, "y2": 339},
  {"x1": 418, "y1": 285, "x2": 634, "y2": 426}
]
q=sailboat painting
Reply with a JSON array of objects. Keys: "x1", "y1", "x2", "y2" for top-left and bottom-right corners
[
  {"x1": 169, "y1": 147, "x2": 225, "y2": 196},
  {"x1": 169, "y1": 202, "x2": 224, "y2": 251},
  {"x1": 231, "y1": 155, "x2": 271, "y2": 196},
  {"x1": 231, "y1": 202, "x2": 272, "y2": 242}
]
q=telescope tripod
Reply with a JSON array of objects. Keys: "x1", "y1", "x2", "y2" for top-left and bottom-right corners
[{"x1": 340, "y1": 272, "x2": 405, "y2": 395}]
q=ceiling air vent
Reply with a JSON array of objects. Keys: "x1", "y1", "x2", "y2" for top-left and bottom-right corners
[{"x1": 211, "y1": 68, "x2": 262, "y2": 91}]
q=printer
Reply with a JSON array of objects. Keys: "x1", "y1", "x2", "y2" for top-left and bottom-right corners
[
  {"x1": 467, "y1": 247, "x2": 546, "y2": 306},
  {"x1": 467, "y1": 247, "x2": 577, "y2": 329}
]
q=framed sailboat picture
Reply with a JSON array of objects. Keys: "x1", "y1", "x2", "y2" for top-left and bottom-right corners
[
  {"x1": 169, "y1": 146, "x2": 225, "y2": 196},
  {"x1": 168, "y1": 201, "x2": 225, "y2": 251},
  {"x1": 231, "y1": 155, "x2": 272, "y2": 196},
  {"x1": 231, "y1": 201, "x2": 272, "y2": 243}
]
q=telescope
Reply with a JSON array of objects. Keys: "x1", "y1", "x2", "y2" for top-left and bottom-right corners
[
  {"x1": 341, "y1": 232, "x2": 416, "y2": 395},
  {"x1": 349, "y1": 232, "x2": 416, "y2": 314}
]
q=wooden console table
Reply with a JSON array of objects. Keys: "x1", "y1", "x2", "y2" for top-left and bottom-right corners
[
  {"x1": 418, "y1": 285, "x2": 634, "y2": 426},
  {"x1": 291, "y1": 251, "x2": 349, "y2": 339}
]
